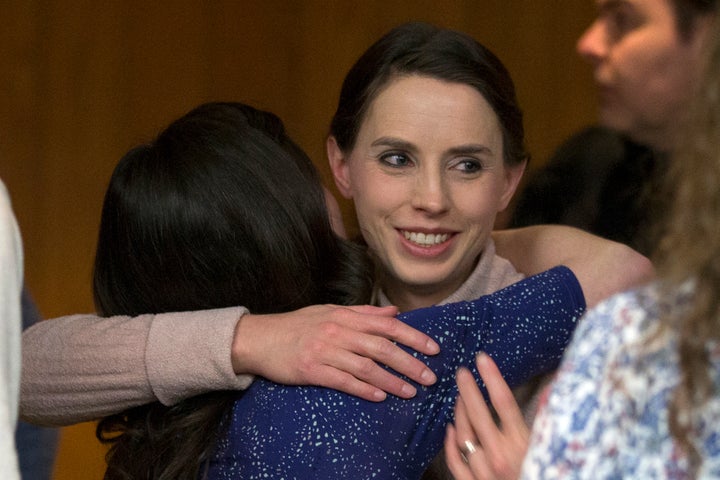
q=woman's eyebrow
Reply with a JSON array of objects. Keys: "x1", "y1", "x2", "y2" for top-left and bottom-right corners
[
  {"x1": 371, "y1": 137, "x2": 493, "y2": 156},
  {"x1": 370, "y1": 136, "x2": 415, "y2": 150},
  {"x1": 446, "y1": 144, "x2": 494, "y2": 157}
]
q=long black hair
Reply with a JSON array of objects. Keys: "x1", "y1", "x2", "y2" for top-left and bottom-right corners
[{"x1": 94, "y1": 102, "x2": 373, "y2": 479}]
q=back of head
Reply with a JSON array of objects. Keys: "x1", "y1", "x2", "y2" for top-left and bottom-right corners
[
  {"x1": 94, "y1": 102, "x2": 372, "y2": 318},
  {"x1": 95, "y1": 102, "x2": 374, "y2": 480},
  {"x1": 510, "y1": 126, "x2": 629, "y2": 229},
  {"x1": 329, "y1": 22, "x2": 527, "y2": 167},
  {"x1": 509, "y1": 126, "x2": 660, "y2": 256}
]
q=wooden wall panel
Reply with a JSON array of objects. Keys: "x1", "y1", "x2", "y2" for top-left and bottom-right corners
[{"x1": 0, "y1": 2, "x2": 597, "y2": 478}]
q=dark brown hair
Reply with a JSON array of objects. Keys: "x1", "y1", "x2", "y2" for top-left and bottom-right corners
[
  {"x1": 94, "y1": 102, "x2": 374, "y2": 479},
  {"x1": 329, "y1": 22, "x2": 528, "y2": 168}
]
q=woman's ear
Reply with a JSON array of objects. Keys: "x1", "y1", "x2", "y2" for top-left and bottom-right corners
[
  {"x1": 326, "y1": 136, "x2": 353, "y2": 199},
  {"x1": 498, "y1": 160, "x2": 527, "y2": 212}
]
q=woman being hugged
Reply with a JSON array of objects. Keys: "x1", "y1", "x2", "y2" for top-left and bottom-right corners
[
  {"x1": 324, "y1": 22, "x2": 647, "y2": 478},
  {"x1": 94, "y1": 100, "x2": 587, "y2": 479},
  {"x1": 21, "y1": 24, "x2": 651, "y2": 464}
]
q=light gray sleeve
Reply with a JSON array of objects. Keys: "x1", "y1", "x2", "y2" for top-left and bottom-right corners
[
  {"x1": 147, "y1": 306, "x2": 253, "y2": 405},
  {"x1": 20, "y1": 306, "x2": 252, "y2": 426}
]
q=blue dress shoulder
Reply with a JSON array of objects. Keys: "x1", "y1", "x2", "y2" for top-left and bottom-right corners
[{"x1": 207, "y1": 266, "x2": 585, "y2": 479}]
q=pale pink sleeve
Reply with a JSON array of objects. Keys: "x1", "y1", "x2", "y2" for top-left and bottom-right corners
[{"x1": 20, "y1": 306, "x2": 252, "y2": 426}]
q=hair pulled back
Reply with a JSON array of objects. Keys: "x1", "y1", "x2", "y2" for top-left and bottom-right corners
[{"x1": 329, "y1": 22, "x2": 528, "y2": 168}]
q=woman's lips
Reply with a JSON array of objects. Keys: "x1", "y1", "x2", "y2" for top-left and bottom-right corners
[{"x1": 398, "y1": 229, "x2": 455, "y2": 258}]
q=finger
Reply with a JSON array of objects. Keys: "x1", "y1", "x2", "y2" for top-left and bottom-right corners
[
  {"x1": 313, "y1": 346, "x2": 420, "y2": 399},
  {"x1": 344, "y1": 351, "x2": 422, "y2": 399},
  {"x1": 351, "y1": 332, "x2": 437, "y2": 386},
  {"x1": 461, "y1": 355, "x2": 530, "y2": 479},
  {"x1": 453, "y1": 393, "x2": 481, "y2": 448},
  {"x1": 344, "y1": 304, "x2": 399, "y2": 316},
  {"x1": 313, "y1": 366, "x2": 390, "y2": 402},
  {"x1": 456, "y1": 367, "x2": 500, "y2": 447},
  {"x1": 452, "y1": 400, "x2": 495, "y2": 480},
  {"x1": 476, "y1": 353, "x2": 527, "y2": 438},
  {"x1": 342, "y1": 308, "x2": 440, "y2": 356},
  {"x1": 307, "y1": 310, "x2": 437, "y2": 387},
  {"x1": 444, "y1": 423, "x2": 475, "y2": 480}
]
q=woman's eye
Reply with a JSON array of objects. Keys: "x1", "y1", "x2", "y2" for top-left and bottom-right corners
[
  {"x1": 453, "y1": 159, "x2": 483, "y2": 174},
  {"x1": 380, "y1": 152, "x2": 411, "y2": 167}
]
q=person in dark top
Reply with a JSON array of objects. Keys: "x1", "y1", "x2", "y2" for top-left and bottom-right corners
[{"x1": 509, "y1": 126, "x2": 666, "y2": 257}]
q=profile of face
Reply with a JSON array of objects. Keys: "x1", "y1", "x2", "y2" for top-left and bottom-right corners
[
  {"x1": 329, "y1": 75, "x2": 525, "y2": 309},
  {"x1": 577, "y1": 0, "x2": 712, "y2": 152}
]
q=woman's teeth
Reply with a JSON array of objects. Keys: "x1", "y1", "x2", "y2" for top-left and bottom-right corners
[{"x1": 403, "y1": 231, "x2": 449, "y2": 247}]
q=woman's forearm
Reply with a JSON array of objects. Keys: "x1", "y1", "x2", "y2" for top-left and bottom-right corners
[{"x1": 20, "y1": 307, "x2": 249, "y2": 426}]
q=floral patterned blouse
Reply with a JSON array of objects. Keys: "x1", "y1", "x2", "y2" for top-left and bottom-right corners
[{"x1": 522, "y1": 284, "x2": 720, "y2": 479}]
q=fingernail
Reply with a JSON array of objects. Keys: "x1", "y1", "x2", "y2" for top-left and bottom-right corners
[
  {"x1": 426, "y1": 339, "x2": 440, "y2": 354},
  {"x1": 401, "y1": 383, "x2": 417, "y2": 398},
  {"x1": 373, "y1": 390, "x2": 387, "y2": 401},
  {"x1": 421, "y1": 368, "x2": 437, "y2": 385}
]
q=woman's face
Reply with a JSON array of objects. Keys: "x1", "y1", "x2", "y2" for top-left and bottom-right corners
[{"x1": 328, "y1": 75, "x2": 525, "y2": 309}]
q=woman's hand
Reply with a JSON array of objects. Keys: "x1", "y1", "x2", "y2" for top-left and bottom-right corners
[
  {"x1": 232, "y1": 304, "x2": 439, "y2": 401},
  {"x1": 445, "y1": 353, "x2": 529, "y2": 480}
]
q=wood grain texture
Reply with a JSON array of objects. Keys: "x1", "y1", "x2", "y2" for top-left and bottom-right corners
[{"x1": 0, "y1": 2, "x2": 596, "y2": 478}]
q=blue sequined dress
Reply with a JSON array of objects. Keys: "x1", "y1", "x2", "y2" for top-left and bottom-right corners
[{"x1": 207, "y1": 266, "x2": 585, "y2": 479}]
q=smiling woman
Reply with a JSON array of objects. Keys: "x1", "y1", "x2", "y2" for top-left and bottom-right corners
[
  {"x1": 84, "y1": 101, "x2": 586, "y2": 480},
  {"x1": 327, "y1": 23, "x2": 528, "y2": 313},
  {"x1": 322, "y1": 23, "x2": 586, "y2": 478},
  {"x1": 18, "y1": 20, "x2": 653, "y2": 480},
  {"x1": 329, "y1": 76, "x2": 524, "y2": 311}
]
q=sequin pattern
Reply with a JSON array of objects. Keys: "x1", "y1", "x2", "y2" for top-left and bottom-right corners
[{"x1": 207, "y1": 267, "x2": 585, "y2": 479}]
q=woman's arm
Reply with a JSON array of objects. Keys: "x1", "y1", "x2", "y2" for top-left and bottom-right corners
[
  {"x1": 21, "y1": 308, "x2": 246, "y2": 426},
  {"x1": 207, "y1": 267, "x2": 586, "y2": 479},
  {"x1": 493, "y1": 225, "x2": 654, "y2": 307},
  {"x1": 21, "y1": 305, "x2": 439, "y2": 426},
  {"x1": 233, "y1": 305, "x2": 439, "y2": 402}
]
